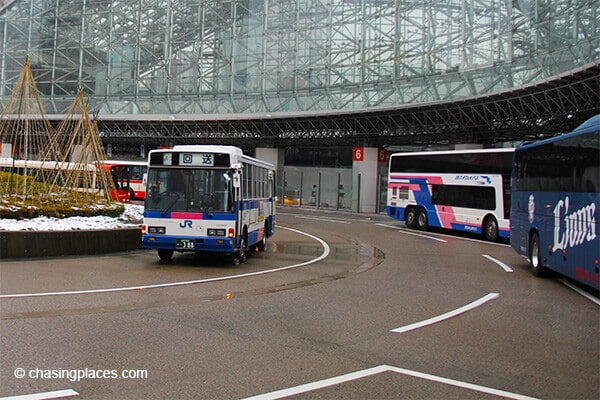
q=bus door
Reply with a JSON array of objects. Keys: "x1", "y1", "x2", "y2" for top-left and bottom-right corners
[{"x1": 232, "y1": 168, "x2": 243, "y2": 247}]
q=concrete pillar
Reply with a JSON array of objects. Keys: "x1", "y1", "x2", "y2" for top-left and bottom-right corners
[
  {"x1": 352, "y1": 147, "x2": 387, "y2": 213},
  {"x1": 255, "y1": 148, "x2": 285, "y2": 200},
  {"x1": 255, "y1": 148, "x2": 284, "y2": 172}
]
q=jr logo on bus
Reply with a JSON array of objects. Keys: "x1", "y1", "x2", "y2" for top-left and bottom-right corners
[
  {"x1": 552, "y1": 196, "x2": 597, "y2": 252},
  {"x1": 180, "y1": 220, "x2": 193, "y2": 228}
]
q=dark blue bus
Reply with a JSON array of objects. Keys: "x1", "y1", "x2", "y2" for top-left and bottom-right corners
[{"x1": 510, "y1": 115, "x2": 599, "y2": 290}]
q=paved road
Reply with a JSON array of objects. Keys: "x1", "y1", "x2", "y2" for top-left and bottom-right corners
[{"x1": 1, "y1": 208, "x2": 598, "y2": 399}]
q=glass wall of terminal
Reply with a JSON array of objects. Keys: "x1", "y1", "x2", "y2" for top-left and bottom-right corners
[{"x1": 1, "y1": 0, "x2": 598, "y2": 115}]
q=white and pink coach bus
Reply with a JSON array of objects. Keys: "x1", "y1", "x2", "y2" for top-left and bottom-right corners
[{"x1": 386, "y1": 148, "x2": 514, "y2": 241}]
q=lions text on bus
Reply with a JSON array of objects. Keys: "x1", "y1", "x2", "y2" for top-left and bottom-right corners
[{"x1": 552, "y1": 196, "x2": 596, "y2": 252}]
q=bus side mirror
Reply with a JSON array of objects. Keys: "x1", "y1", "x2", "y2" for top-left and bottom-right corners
[{"x1": 233, "y1": 172, "x2": 241, "y2": 188}]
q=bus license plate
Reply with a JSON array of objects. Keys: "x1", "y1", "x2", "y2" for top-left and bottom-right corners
[{"x1": 176, "y1": 239, "x2": 195, "y2": 250}]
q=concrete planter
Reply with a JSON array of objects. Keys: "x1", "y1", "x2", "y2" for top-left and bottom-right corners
[{"x1": 0, "y1": 227, "x2": 142, "y2": 259}]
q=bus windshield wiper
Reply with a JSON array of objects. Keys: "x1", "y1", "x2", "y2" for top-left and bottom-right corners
[{"x1": 161, "y1": 192, "x2": 180, "y2": 215}]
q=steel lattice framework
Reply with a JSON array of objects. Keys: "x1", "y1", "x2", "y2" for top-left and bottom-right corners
[
  {"x1": 87, "y1": 61, "x2": 598, "y2": 149},
  {"x1": 1, "y1": 0, "x2": 599, "y2": 148}
]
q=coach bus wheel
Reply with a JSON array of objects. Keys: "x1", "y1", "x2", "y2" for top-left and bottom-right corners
[
  {"x1": 416, "y1": 208, "x2": 428, "y2": 231},
  {"x1": 405, "y1": 208, "x2": 417, "y2": 229},
  {"x1": 483, "y1": 216, "x2": 499, "y2": 242},
  {"x1": 158, "y1": 249, "x2": 173, "y2": 261},
  {"x1": 529, "y1": 233, "x2": 545, "y2": 277}
]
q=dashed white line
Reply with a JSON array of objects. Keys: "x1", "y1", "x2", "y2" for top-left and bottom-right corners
[
  {"x1": 0, "y1": 226, "x2": 329, "y2": 299},
  {"x1": 376, "y1": 223, "x2": 510, "y2": 247},
  {"x1": 375, "y1": 223, "x2": 447, "y2": 242},
  {"x1": 395, "y1": 229, "x2": 448, "y2": 242},
  {"x1": 391, "y1": 293, "x2": 500, "y2": 333},
  {"x1": 292, "y1": 215, "x2": 351, "y2": 224},
  {"x1": 482, "y1": 254, "x2": 514, "y2": 272},
  {"x1": 242, "y1": 364, "x2": 540, "y2": 400},
  {"x1": 0, "y1": 389, "x2": 79, "y2": 400}
]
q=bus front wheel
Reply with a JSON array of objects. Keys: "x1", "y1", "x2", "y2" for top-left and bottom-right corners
[
  {"x1": 405, "y1": 208, "x2": 417, "y2": 229},
  {"x1": 416, "y1": 208, "x2": 428, "y2": 231},
  {"x1": 235, "y1": 231, "x2": 248, "y2": 264},
  {"x1": 529, "y1": 233, "x2": 545, "y2": 277},
  {"x1": 158, "y1": 249, "x2": 173, "y2": 261}
]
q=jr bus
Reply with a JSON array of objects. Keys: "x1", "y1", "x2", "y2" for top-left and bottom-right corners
[
  {"x1": 386, "y1": 148, "x2": 514, "y2": 241},
  {"x1": 510, "y1": 115, "x2": 599, "y2": 290},
  {"x1": 100, "y1": 160, "x2": 147, "y2": 201},
  {"x1": 141, "y1": 145, "x2": 276, "y2": 262}
]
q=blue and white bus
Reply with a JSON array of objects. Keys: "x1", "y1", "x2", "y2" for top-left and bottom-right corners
[
  {"x1": 142, "y1": 145, "x2": 275, "y2": 262},
  {"x1": 511, "y1": 115, "x2": 599, "y2": 289},
  {"x1": 387, "y1": 148, "x2": 514, "y2": 241}
]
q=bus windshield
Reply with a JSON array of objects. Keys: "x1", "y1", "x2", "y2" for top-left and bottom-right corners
[{"x1": 145, "y1": 168, "x2": 234, "y2": 213}]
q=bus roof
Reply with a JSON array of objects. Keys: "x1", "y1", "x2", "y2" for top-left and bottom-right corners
[
  {"x1": 390, "y1": 147, "x2": 514, "y2": 158},
  {"x1": 147, "y1": 145, "x2": 274, "y2": 169},
  {"x1": 171, "y1": 145, "x2": 244, "y2": 156},
  {"x1": 517, "y1": 114, "x2": 599, "y2": 151},
  {"x1": 102, "y1": 160, "x2": 147, "y2": 165}
]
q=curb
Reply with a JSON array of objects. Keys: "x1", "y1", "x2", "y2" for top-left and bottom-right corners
[{"x1": 0, "y1": 227, "x2": 142, "y2": 259}]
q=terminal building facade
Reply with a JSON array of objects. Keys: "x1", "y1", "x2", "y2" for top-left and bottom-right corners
[{"x1": 1, "y1": 0, "x2": 599, "y2": 211}]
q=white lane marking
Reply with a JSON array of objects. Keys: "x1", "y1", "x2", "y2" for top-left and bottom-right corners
[
  {"x1": 482, "y1": 254, "x2": 514, "y2": 272},
  {"x1": 242, "y1": 364, "x2": 539, "y2": 400},
  {"x1": 391, "y1": 293, "x2": 500, "y2": 333},
  {"x1": 376, "y1": 223, "x2": 401, "y2": 229},
  {"x1": 0, "y1": 389, "x2": 79, "y2": 400},
  {"x1": 293, "y1": 215, "x2": 351, "y2": 224},
  {"x1": 558, "y1": 279, "x2": 600, "y2": 305},
  {"x1": 376, "y1": 223, "x2": 447, "y2": 242},
  {"x1": 279, "y1": 212, "x2": 372, "y2": 223},
  {"x1": 376, "y1": 223, "x2": 510, "y2": 247},
  {"x1": 0, "y1": 226, "x2": 329, "y2": 299},
  {"x1": 385, "y1": 365, "x2": 539, "y2": 400},
  {"x1": 396, "y1": 229, "x2": 448, "y2": 242},
  {"x1": 242, "y1": 365, "x2": 390, "y2": 400}
]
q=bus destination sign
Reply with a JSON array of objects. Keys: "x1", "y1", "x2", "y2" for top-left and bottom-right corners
[{"x1": 180, "y1": 153, "x2": 214, "y2": 166}]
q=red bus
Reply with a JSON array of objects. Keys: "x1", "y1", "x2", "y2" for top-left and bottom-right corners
[{"x1": 100, "y1": 160, "x2": 148, "y2": 201}]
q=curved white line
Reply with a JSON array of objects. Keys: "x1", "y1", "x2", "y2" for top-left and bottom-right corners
[
  {"x1": 0, "y1": 226, "x2": 330, "y2": 299},
  {"x1": 391, "y1": 293, "x2": 500, "y2": 333},
  {"x1": 482, "y1": 254, "x2": 514, "y2": 272}
]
